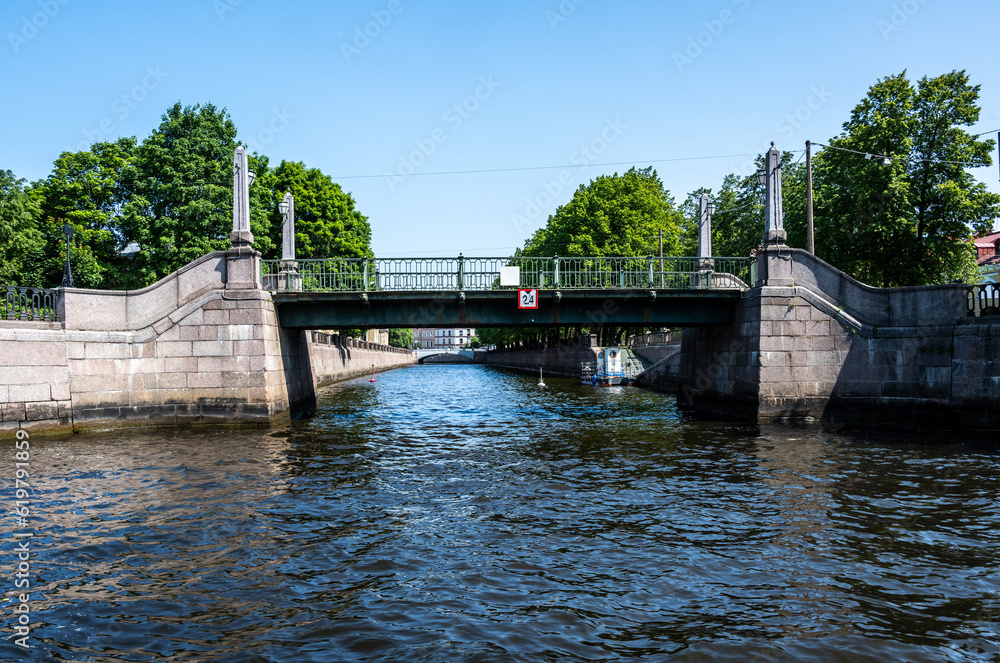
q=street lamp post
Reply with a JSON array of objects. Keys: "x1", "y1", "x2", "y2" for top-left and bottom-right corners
[
  {"x1": 278, "y1": 191, "x2": 300, "y2": 291},
  {"x1": 761, "y1": 142, "x2": 786, "y2": 246},
  {"x1": 698, "y1": 192, "x2": 714, "y2": 261},
  {"x1": 806, "y1": 140, "x2": 814, "y2": 255},
  {"x1": 61, "y1": 223, "x2": 74, "y2": 287},
  {"x1": 697, "y1": 193, "x2": 715, "y2": 288}
]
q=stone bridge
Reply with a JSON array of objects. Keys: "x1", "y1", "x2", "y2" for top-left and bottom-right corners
[{"x1": 1, "y1": 144, "x2": 998, "y2": 435}]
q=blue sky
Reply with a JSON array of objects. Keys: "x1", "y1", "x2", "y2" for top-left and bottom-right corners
[{"x1": 2, "y1": 0, "x2": 998, "y2": 257}]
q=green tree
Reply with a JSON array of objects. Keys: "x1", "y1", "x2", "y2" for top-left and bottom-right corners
[
  {"x1": 33, "y1": 138, "x2": 136, "y2": 288},
  {"x1": 813, "y1": 70, "x2": 998, "y2": 286},
  {"x1": 118, "y1": 102, "x2": 277, "y2": 288},
  {"x1": 271, "y1": 161, "x2": 373, "y2": 260},
  {"x1": 684, "y1": 152, "x2": 804, "y2": 260},
  {"x1": 388, "y1": 328, "x2": 413, "y2": 348},
  {"x1": 0, "y1": 170, "x2": 43, "y2": 286},
  {"x1": 476, "y1": 327, "x2": 519, "y2": 348},
  {"x1": 521, "y1": 167, "x2": 682, "y2": 257}
]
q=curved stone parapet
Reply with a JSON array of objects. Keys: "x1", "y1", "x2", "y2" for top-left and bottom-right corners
[
  {"x1": 758, "y1": 246, "x2": 969, "y2": 330},
  {"x1": 59, "y1": 251, "x2": 229, "y2": 332}
]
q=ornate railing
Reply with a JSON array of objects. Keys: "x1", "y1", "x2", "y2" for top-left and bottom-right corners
[
  {"x1": 262, "y1": 256, "x2": 754, "y2": 293},
  {"x1": 0, "y1": 286, "x2": 61, "y2": 321},
  {"x1": 968, "y1": 283, "x2": 1000, "y2": 317}
]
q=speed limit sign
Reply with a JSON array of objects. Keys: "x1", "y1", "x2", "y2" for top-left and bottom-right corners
[{"x1": 518, "y1": 289, "x2": 538, "y2": 309}]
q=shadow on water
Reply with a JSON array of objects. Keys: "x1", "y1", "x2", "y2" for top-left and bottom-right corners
[{"x1": 3, "y1": 364, "x2": 999, "y2": 662}]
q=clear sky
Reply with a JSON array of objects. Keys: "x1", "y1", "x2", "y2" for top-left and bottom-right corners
[{"x1": 2, "y1": 0, "x2": 998, "y2": 257}]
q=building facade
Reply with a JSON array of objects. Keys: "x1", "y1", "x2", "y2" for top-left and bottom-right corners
[
  {"x1": 413, "y1": 328, "x2": 477, "y2": 349},
  {"x1": 365, "y1": 328, "x2": 390, "y2": 346},
  {"x1": 973, "y1": 230, "x2": 1000, "y2": 283},
  {"x1": 414, "y1": 328, "x2": 434, "y2": 348}
]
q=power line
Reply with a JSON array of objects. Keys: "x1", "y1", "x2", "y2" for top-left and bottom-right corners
[
  {"x1": 714, "y1": 199, "x2": 760, "y2": 216},
  {"x1": 811, "y1": 141, "x2": 989, "y2": 167},
  {"x1": 331, "y1": 152, "x2": 762, "y2": 180}
]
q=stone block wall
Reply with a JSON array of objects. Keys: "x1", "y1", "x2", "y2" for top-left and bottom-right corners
[
  {"x1": 486, "y1": 342, "x2": 599, "y2": 378},
  {"x1": 307, "y1": 331, "x2": 414, "y2": 387},
  {"x1": 0, "y1": 252, "x2": 414, "y2": 438},
  {"x1": 676, "y1": 300, "x2": 763, "y2": 419},
  {"x1": 633, "y1": 345, "x2": 682, "y2": 393},
  {"x1": 0, "y1": 322, "x2": 72, "y2": 436},
  {"x1": 678, "y1": 246, "x2": 1000, "y2": 427}
]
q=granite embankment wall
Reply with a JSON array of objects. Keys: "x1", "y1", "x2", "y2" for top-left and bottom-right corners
[
  {"x1": 307, "y1": 331, "x2": 413, "y2": 386},
  {"x1": 633, "y1": 344, "x2": 682, "y2": 393},
  {"x1": 486, "y1": 339, "x2": 598, "y2": 378},
  {"x1": 0, "y1": 252, "x2": 413, "y2": 438},
  {"x1": 676, "y1": 247, "x2": 1000, "y2": 427}
]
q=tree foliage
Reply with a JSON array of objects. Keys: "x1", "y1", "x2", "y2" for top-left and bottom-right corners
[
  {"x1": 813, "y1": 70, "x2": 998, "y2": 286},
  {"x1": 271, "y1": 161, "x2": 373, "y2": 260},
  {"x1": 0, "y1": 102, "x2": 372, "y2": 290},
  {"x1": 0, "y1": 170, "x2": 44, "y2": 286},
  {"x1": 520, "y1": 167, "x2": 683, "y2": 257},
  {"x1": 32, "y1": 138, "x2": 136, "y2": 289},
  {"x1": 117, "y1": 102, "x2": 280, "y2": 288},
  {"x1": 388, "y1": 328, "x2": 413, "y2": 348}
]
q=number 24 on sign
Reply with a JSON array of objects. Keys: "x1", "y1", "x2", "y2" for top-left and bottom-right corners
[{"x1": 518, "y1": 289, "x2": 538, "y2": 309}]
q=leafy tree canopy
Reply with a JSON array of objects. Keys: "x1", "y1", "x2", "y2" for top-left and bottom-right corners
[
  {"x1": 813, "y1": 70, "x2": 999, "y2": 286},
  {"x1": 388, "y1": 328, "x2": 413, "y2": 348},
  {"x1": 31, "y1": 138, "x2": 136, "y2": 288},
  {"x1": 520, "y1": 167, "x2": 683, "y2": 257},
  {"x1": 271, "y1": 161, "x2": 373, "y2": 260},
  {"x1": 118, "y1": 102, "x2": 269, "y2": 287},
  {"x1": 0, "y1": 170, "x2": 44, "y2": 286}
]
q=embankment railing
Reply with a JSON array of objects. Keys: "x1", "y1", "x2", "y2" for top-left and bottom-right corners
[
  {"x1": 968, "y1": 283, "x2": 1000, "y2": 317},
  {"x1": 0, "y1": 286, "x2": 61, "y2": 322}
]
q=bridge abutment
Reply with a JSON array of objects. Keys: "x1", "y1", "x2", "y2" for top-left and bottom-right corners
[
  {"x1": 678, "y1": 247, "x2": 1000, "y2": 428},
  {"x1": 0, "y1": 251, "x2": 412, "y2": 437}
]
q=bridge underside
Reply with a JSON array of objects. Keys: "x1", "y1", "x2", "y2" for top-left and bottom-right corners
[{"x1": 271, "y1": 290, "x2": 742, "y2": 329}]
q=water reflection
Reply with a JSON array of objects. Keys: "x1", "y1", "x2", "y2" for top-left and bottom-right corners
[{"x1": 1, "y1": 365, "x2": 998, "y2": 662}]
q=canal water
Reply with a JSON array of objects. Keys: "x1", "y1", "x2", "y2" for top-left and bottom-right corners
[{"x1": 3, "y1": 364, "x2": 1000, "y2": 662}]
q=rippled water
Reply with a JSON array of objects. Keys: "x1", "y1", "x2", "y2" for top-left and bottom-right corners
[{"x1": 3, "y1": 364, "x2": 1000, "y2": 662}]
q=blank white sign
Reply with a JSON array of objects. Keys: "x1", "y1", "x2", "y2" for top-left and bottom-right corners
[{"x1": 499, "y1": 266, "x2": 520, "y2": 286}]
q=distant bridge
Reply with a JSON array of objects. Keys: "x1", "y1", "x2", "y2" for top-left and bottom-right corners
[
  {"x1": 263, "y1": 255, "x2": 753, "y2": 329},
  {"x1": 414, "y1": 348, "x2": 486, "y2": 364}
]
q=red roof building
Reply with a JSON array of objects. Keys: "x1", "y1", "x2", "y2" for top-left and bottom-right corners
[{"x1": 974, "y1": 231, "x2": 1000, "y2": 266}]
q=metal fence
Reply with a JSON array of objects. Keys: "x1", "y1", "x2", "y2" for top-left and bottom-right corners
[
  {"x1": 968, "y1": 283, "x2": 1000, "y2": 317},
  {"x1": 0, "y1": 286, "x2": 61, "y2": 321},
  {"x1": 262, "y1": 256, "x2": 754, "y2": 293}
]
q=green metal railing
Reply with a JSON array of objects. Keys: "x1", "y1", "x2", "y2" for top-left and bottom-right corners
[{"x1": 261, "y1": 256, "x2": 754, "y2": 293}]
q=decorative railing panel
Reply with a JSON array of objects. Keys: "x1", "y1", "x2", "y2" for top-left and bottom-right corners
[
  {"x1": 0, "y1": 286, "x2": 61, "y2": 321},
  {"x1": 262, "y1": 256, "x2": 753, "y2": 293},
  {"x1": 968, "y1": 283, "x2": 1000, "y2": 317}
]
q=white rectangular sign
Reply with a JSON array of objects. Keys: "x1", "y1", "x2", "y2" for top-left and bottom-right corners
[
  {"x1": 500, "y1": 266, "x2": 520, "y2": 286},
  {"x1": 518, "y1": 289, "x2": 538, "y2": 309}
]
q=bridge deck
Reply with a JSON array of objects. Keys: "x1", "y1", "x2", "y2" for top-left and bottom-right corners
[{"x1": 271, "y1": 288, "x2": 745, "y2": 329}]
